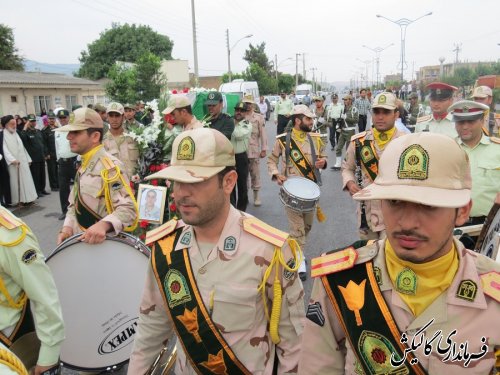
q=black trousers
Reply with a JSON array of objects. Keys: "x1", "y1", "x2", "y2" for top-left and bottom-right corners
[
  {"x1": 46, "y1": 154, "x2": 59, "y2": 189},
  {"x1": 358, "y1": 114, "x2": 368, "y2": 132},
  {"x1": 30, "y1": 161, "x2": 46, "y2": 193},
  {"x1": 58, "y1": 158, "x2": 77, "y2": 214},
  {"x1": 231, "y1": 152, "x2": 249, "y2": 212},
  {"x1": 277, "y1": 115, "x2": 289, "y2": 135},
  {"x1": 329, "y1": 120, "x2": 340, "y2": 148}
]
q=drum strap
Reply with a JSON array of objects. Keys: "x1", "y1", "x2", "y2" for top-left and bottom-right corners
[
  {"x1": 152, "y1": 231, "x2": 252, "y2": 375},
  {"x1": 74, "y1": 173, "x2": 102, "y2": 231},
  {"x1": 321, "y1": 260, "x2": 428, "y2": 375},
  {"x1": 0, "y1": 301, "x2": 35, "y2": 347},
  {"x1": 281, "y1": 132, "x2": 317, "y2": 183},
  {"x1": 354, "y1": 138, "x2": 379, "y2": 182},
  {"x1": 306, "y1": 133, "x2": 322, "y2": 186}
]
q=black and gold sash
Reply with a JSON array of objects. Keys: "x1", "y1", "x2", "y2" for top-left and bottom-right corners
[
  {"x1": 322, "y1": 258, "x2": 428, "y2": 375},
  {"x1": 354, "y1": 138, "x2": 379, "y2": 182},
  {"x1": 73, "y1": 173, "x2": 101, "y2": 231},
  {"x1": 278, "y1": 135, "x2": 317, "y2": 182},
  {"x1": 151, "y1": 230, "x2": 251, "y2": 375},
  {"x1": 0, "y1": 302, "x2": 35, "y2": 347}
]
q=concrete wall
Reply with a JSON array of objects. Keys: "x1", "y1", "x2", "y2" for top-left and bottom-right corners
[{"x1": 160, "y1": 60, "x2": 190, "y2": 89}]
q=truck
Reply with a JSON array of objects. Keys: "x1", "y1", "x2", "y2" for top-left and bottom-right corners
[
  {"x1": 295, "y1": 83, "x2": 313, "y2": 105},
  {"x1": 219, "y1": 80, "x2": 260, "y2": 101}
]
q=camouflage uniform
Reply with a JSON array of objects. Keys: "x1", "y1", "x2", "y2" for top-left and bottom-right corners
[
  {"x1": 407, "y1": 103, "x2": 421, "y2": 129},
  {"x1": 128, "y1": 206, "x2": 305, "y2": 374},
  {"x1": 63, "y1": 146, "x2": 137, "y2": 235},
  {"x1": 184, "y1": 117, "x2": 204, "y2": 131},
  {"x1": 336, "y1": 104, "x2": 359, "y2": 159},
  {"x1": 123, "y1": 118, "x2": 142, "y2": 131},
  {"x1": 102, "y1": 132, "x2": 140, "y2": 178},
  {"x1": 299, "y1": 239, "x2": 500, "y2": 374},
  {"x1": 247, "y1": 111, "x2": 268, "y2": 192},
  {"x1": 341, "y1": 129, "x2": 407, "y2": 239}
]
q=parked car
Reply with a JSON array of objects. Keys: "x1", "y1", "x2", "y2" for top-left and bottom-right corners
[{"x1": 266, "y1": 95, "x2": 279, "y2": 111}]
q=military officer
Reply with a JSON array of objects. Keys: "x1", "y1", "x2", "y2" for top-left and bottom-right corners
[
  {"x1": 268, "y1": 104, "x2": 327, "y2": 280},
  {"x1": 450, "y1": 100, "x2": 500, "y2": 224},
  {"x1": 55, "y1": 108, "x2": 138, "y2": 245},
  {"x1": 102, "y1": 102, "x2": 140, "y2": 178},
  {"x1": 93, "y1": 103, "x2": 109, "y2": 134},
  {"x1": 0, "y1": 204, "x2": 65, "y2": 374},
  {"x1": 312, "y1": 96, "x2": 329, "y2": 143},
  {"x1": 341, "y1": 92, "x2": 407, "y2": 240},
  {"x1": 162, "y1": 95, "x2": 204, "y2": 131},
  {"x1": 205, "y1": 91, "x2": 234, "y2": 139},
  {"x1": 406, "y1": 92, "x2": 422, "y2": 131},
  {"x1": 231, "y1": 102, "x2": 252, "y2": 211},
  {"x1": 415, "y1": 82, "x2": 457, "y2": 138},
  {"x1": 274, "y1": 91, "x2": 294, "y2": 135},
  {"x1": 472, "y1": 85, "x2": 497, "y2": 136},
  {"x1": 123, "y1": 103, "x2": 142, "y2": 130},
  {"x1": 42, "y1": 111, "x2": 59, "y2": 191},
  {"x1": 299, "y1": 132, "x2": 500, "y2": 374},
  {"x1": 331, "y1": 94, "x2": 358, "y2": 169},
  {"x1": 128, "y1": 128, "x2": 305, "y2": 374}
]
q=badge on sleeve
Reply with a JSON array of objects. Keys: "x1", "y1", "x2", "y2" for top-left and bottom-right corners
[
  {"x1": 21, "y1": 249, "x2": 37, "y2": 264},
  {"x1": 306, "y1": 302, "x2": 325, "y2": 327}
]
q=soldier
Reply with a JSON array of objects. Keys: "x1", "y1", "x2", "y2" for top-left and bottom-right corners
[
  {"x1": 312, "y1": 96, "x2": 329, "y2": 143},
  {"x1": 231, "y1": 102, "x2": 252, "y2": 211},
  {"x1": 472, "y1": 85, "x2": 497, "y2": 136},
  {"x1": 331, "y1": 94, "x2": 358, "y2": 170},
  {"x1": 162, "y1": 95, "x2": 204, "y2": 131},
  {"x1": 451, "y1": 100, "x2": 500, "y2": 226},
  {"x1": 246, "y1": 99, "x2": 268, "y2": 207},
  {"x1": 128, "y1": 128, "x2": 305, "y2": 374},
  {"x1": 299, "y1": 132, "x2": 500, "y2": 374},
  {"x1": 268, "y1": 104, "x2": 327, "y2": 281},
  {"x1": 93, "y1": 103, "x2": 109, "y2": 134},
  {"x1": 0, "y1": 204, "x2": 65, "y2": 374},
  {"x1": 204, "y1": 91, "x2": 234, "y2": 139},
  {"x1": 342, "y1": 92, "x2": 407, "y2": 240},
  {"x1": 415, "y1": 82, "x2": 457, "y2": 138},
  {"x1": 406, "y1": 92, "x2": 422, "y2": 132},
  {"x1": 19, "y1": 114, "x2": 49, "y2": 197},
  {"x1": 102, "y1": 102, "x2": 140, "y2": 178},
  {"x1": 54, "y1": 109, "x2": 77, "y2": 220},
  {"x1": 55, "y1": 108, "x2": 138, "y2": 245},
  {"x1": 326, "y1": 93, "x2": 343, "y2": 151},
  {"x1": 274, "y1": 91, "x2": 294, "y2": 135},
  {"x1": 41, "y1": 111, "x2": 59, "y2": 191},
  {"x1": 123, "y1": 103, "x2": 142, "y2": 130}
]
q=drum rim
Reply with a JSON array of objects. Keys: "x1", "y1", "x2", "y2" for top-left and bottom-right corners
[
  {"x1": 282, "y1": 176, "x2": 321, "y2": 196},
  {"x1": 60, "y1": 358, "x2": 129, "y2": 372}
]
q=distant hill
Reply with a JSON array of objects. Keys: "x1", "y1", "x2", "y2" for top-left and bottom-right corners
[{"x1": 23, "y1": 60, "x2": 80, "y2": 76}]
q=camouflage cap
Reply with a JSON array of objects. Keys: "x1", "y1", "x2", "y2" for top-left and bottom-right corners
[
  {"x1": 162, "y1": 95, "x2": 191, "y2": 115},
  {"x1": 292, "y1": 104, "x2": 316, "y2": 118},
  {"x1": 408, "y1": 92, "x2": 418, "y2": 100},
  {"x1": 107, "y1": 102, "x2": 124, "y2": 115},
  {"x1": 472, "y1": 85, "x2": 492, "y2": 99},
  {"x1": 55, "y1": 108, "x2": 103, "y2": 132},
  {"x1": 353, "y1": 133, "x2": 471, "y2": 208},
  {"x1": 123, "y1": 103, "x2": 135, "y2": 110},
  {"x1": 146, "y1": 128, "x2": 235, "y2": 183},
  {"x1": 449, "y1": 100, "x2": 489, "y2": 122},
  {"x1": 242, "y1": 94, "x2": 255, "y2": 104},
  {"x1": 94, "y1": 103, "x2": 107, "y2": 113},
  {"x1": 343, "y1": 94, "x2": 353, "y2": 100},
  {"x1": 372, "y1": 92, "x2": 397, "y2": 110}
]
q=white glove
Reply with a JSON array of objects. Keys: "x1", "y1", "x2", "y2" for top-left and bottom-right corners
[
  {"x1": 341, "y1": 114, "x2": 347, "y2": 120},
  {"x1": 318, "y1": 117, "x2": 325, "y2": 124}
]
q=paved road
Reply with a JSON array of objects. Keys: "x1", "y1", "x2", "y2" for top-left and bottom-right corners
[{"x1": 9, "y1": 118, "x2": 361, "y2": 373}]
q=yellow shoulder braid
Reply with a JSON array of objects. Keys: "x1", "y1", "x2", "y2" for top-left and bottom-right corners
[
  {"x1": 350, "y1": 131, "x2": 367, "y2": 142},
  {"x1": 0, "y1": 208, "x2": 27, "y2": 247}
]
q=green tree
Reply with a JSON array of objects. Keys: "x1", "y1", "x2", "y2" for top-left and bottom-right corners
[
  {"x1": 278, "y1": 73, "x2": 295, "y2": 94},
  {"x1": 221, "y1": 72, "x2": 244, "y2": 84},
  {"x1": 243, "y1": 42, "x2": 272, "y2": 74},
  {"x1": 105, "y1": 64, "x2": 137, "y2": 103},
  {"x1": 243, "y1": 63, "x2": 275, "y2": 95},
  {"x1": 135, "y1": 53, "x2": 165, "y2": 102},
  {"x1": 0, "y1": 24, "x2": 24, "y2": 71},
  {"x1": 77, "y1": 23, "x2": 173, "y2": 80}
]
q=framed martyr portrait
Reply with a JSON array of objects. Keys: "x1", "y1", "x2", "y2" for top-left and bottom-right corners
[{"x1": 137, "y1": 184, "x2": 167, "y2": 224}]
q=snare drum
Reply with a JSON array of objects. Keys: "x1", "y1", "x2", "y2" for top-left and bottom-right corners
[
  {"x1": 279, "y1": 176, "x2": 321, "y2": 212},
  {"x1": 46, "y1": 233, "x2": 150, "y2": 372}
]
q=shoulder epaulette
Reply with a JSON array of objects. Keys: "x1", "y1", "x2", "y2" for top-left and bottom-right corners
[
  {"x1": 480, "y1": 271, "x2": 500, "y2": 302},
  {"x1": 310, "y1": 240, "x2": 372, "y2": 278},
  {"x1": 490, "y1": 136, "x2": 500, "y2": 144},
  {"x1": 416, "y1": 115, "x2": 431, "y2": 123},
  {"x1": 0, "y1": 209, "x2": 23, "y2": 230},
  {"x1": 309, "y1": 132, "x2": 322, "y2": 137},
  {"x1": 350, "y1": 131, "x2": 366, "y2": 142},
  {"x1": 242, "y1": 217, "x2": 288, "y2": 247},
  {"x1": 100, "y1": 156, "x2": 117, "y2": 171},
  {"x1": 145, "y1": 218, "x2": 181, "y2": 245}
]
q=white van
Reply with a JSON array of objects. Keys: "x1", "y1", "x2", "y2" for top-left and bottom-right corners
[
  {"x1": 295, "y1": 83, "x2": 313, "y2": 105},
  {"x1": 219, "y1": 79, "x2": 260, "y2": 101}
]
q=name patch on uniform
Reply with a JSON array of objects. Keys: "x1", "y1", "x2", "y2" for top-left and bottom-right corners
[
  {"x1": 306, "y1": 302, "x2": 325, "y2": 327},
  {"x1": 397, "y1": 144, "x2": 429, "y2": 180},
  {"x1": 22, "y1": 249, "x2": 37, "y2": 264},
  {"x1": 396, "y1": 268, "x2": 417, "y2": 295},
  {"x1": 180, "y1": 231, "x2": 192, "y2": 246},
  {"x1": 164, "y1": 269, "x2": 192, "y2": 308},
  {"x1": 283, "y1": 258, "x2": 296, "y2": 280},
  {"x1": 223, "y1": 236, "x2": 236, "y2": 251},
  {"x1": 456, "y1": 279, "x2": 477, "y2": 301}
]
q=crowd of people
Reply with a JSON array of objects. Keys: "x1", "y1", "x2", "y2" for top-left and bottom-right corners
[{"x1": 0, "y1": 82, "x2": 499, "y2": 374}]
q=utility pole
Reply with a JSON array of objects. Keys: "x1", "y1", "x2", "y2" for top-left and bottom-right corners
[
  {"x1": 226, "y1": 29, "x2": 231, "y2": 82},
  {"x1": 302, "y1": 53, "x2": 306, "y2": 81},
  {"x1": 452, "y1": 43, "x2": 462, "y2": 63},
  {"x1": 275, "y1": 54, "x2": 279, "y2": 92},
  {"x1": 190, "y1": 0, "x2": 199, "y2": 86},
  {"x1": 295, "y1": 53, "x2": 301, "y2": 88}
]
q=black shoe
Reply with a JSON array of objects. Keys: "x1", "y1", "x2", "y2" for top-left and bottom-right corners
[
  {"x1": 299, "y1": 272, "x2": 307, "y2": 281},
  {"x1": 58, "y1": 213, "x2": 66, "y2": 220},
  {"x1": 41, "y1": 190, "x2": 50, "y2": 195},
  {"x1": 51, "y1": 187, "x2": 59, "y2": 192}
]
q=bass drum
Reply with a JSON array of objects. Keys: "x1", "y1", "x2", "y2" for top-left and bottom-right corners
[{"x1": 46, "y1": 233, "x2": 150, "y2": 372}]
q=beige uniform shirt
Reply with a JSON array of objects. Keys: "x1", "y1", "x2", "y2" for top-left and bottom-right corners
[
  {"x1": 128, "y1": 206, "x2": 305, "y2": 374},
  {"x1": 298, "y1": 239, "x2": 500, "y2": 374},
  {"x1": 184, "y1": 117, "x2": 204, "y2": 131},
  {"x1": 102, "y1": 131, "x2": 139, "y2": 178},
  {"x1": 247, "y1": 113, "x2": 268, "y2": 159},
  {"x1": 0, "y1": 207, "x2": 65, "y2": 366},
  {"x1": 415, "y1": 113, "x2": 457, "y2": 138},
  {"x1": 341, "y1": 129, "x2": 407, "y2": 232},
  {"x1": 267, "y1": 132, "x2": 327, "y2": 178},
  {"x1": 63, "y1": 147, "x2": 137, "y2": 234}
]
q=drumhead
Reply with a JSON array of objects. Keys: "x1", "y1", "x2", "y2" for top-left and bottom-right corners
[
  {"x1": 47, "y1": 233, "x2": 150, "y2": 371},
  {"x1": 283, "y1": 176, "x2": 321, "y2": 200}
]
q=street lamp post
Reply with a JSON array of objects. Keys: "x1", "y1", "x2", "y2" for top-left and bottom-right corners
[
  {"x1": 362, "y1": 43, "x2": 393, "y2": 89},
  {"x1": 274, "y1": 55, "x2": 293, "y2": 92},
  {"x1": 357, "y1": 58, "x2": 371, "y2": 88},
  {"x1": 226, "y1": 29, "x2": 253, "y2": 82},
  {"x1": 295, "y1": 53, "x2": 301, "y2": 88},
  {"x1": 376, "y1": 12, "x2": 432, "y2": 82}
]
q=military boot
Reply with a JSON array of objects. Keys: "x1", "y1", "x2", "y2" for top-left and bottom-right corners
[{"x1": 253, "y1": 190, "x2": 262, "y2": 206}]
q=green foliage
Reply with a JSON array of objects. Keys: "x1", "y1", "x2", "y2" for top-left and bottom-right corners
[
  {"x1": 443, "y1": 67, "x2": 475, "y2": 87},
  {"x1": 278, "y1": 74, "x2": 295, "y2": 94},
  {"x1": 77, "y1": 23, "x2": 173, "y2": 80},
  {"x1": 243, "y1": 42, "x2": 272, "y2": 74},
  {"x1": 105, "y1": 52, "x2": 166, "y2": 103},
  {"x1": 243, "y1": 63, "x2": 275, "y2": 95},
  {"x1": 221, "y1": 72, "x2": 244, "y2": 83},
  {"x1": 0, "y1": 24, "x2": 24, "y2": 71}
]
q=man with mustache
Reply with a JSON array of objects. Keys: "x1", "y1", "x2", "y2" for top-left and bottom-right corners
[{"x1": 299, "y1": 133, "x2": 500, "y2": 374}]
